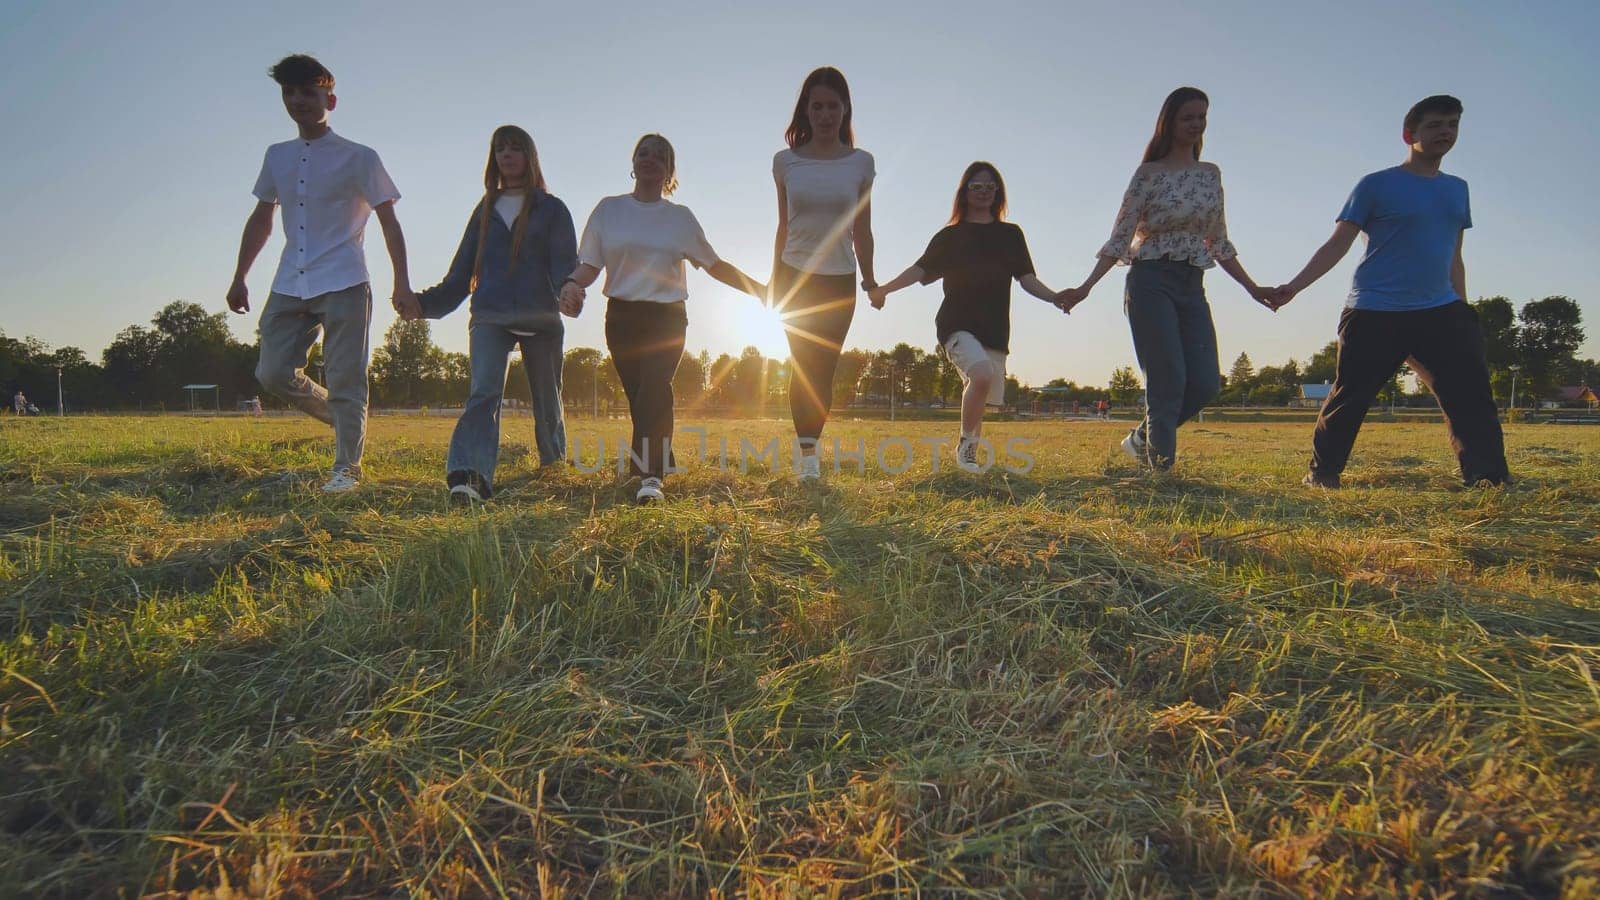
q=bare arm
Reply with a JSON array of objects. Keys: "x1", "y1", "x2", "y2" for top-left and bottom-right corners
[
  {"x1": 771, "y1": 179, "x2": 788, "y2": 298},
  {"x1": 373, "y1": 201, "x2": 415, "y2": 312},
  {"x1": 226, "y1": 200, "x2": 276, "y2": 313},
  {"x1": 1055, "y1": 256, "x2": 1119, "y2": 312},
  {"x1": 1018, "y1": 273, "x2": 1060, "y2": 304},
  {"x1": 705, "y1": 259, "x2": 766, "y2": 299},
  {"x1": 867, "y1": 264, "x2": 926, "y2": 309},
  {"x1": 1215, "y1": 256, "x2": 1277, "y2": 310},
  {"x1": 1451, "y1": 230, "x2": 1466, "y2": 301},
  {"x1": 1279, "y1": 220, "x2": 1362, "y2": 305},
  {"x1": 853, "y1": 188, "x2": 875, "y2": 286}
]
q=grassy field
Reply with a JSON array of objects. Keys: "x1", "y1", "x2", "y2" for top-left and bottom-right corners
[{"x1": 1, "y1": 414, "x2": 1597, "y2": 897}]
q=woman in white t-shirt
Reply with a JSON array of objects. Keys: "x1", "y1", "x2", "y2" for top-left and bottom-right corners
[
  {"x1": 771, "y1": 66, "x2": 877, "y2": 480},
  {"x1": 561, "y1": 134, "x2": 766, "y2": 504}
]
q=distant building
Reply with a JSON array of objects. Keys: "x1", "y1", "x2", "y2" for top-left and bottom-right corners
[
  {"x1": 1293, "y1": 382, "x2": 1332, "y2": 409},
  {"x1": 1553, "y1": 385, "x2": 1598, "y2": 408}
]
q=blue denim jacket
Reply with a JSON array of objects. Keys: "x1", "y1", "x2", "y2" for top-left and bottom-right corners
[{"x1": 418, "y1": 189, "x2": 577, "y2": 332}]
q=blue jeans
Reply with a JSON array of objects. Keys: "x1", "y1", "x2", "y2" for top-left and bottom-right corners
[
  {"x1": 1125, "y1": 259, "x2": 1220, "y2": 469},
  {"x1": 447, "y1": 323, "x2": 565, "y2": 492}
]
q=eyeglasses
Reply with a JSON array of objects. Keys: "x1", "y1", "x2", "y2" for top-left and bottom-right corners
[{"x1": 966, "y1": 182, "x2": 998, "y2": 192}]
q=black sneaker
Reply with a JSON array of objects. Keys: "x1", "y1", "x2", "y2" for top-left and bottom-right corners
[
  {"x1": 1302, "y1": 471, "x2": 1341, "y2": 489},
  {"x1": 1464, "y1": 472, "x2": 1509, "y2": 488},
  {"x1": 447, "y1": 469, "x2": 492, "y2": 504}
]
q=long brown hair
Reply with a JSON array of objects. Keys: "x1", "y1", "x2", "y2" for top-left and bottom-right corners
[
  {"x1": 784, "y1": 67, "x2": 854, "y2": 148},
  {"x1": 948, "y1": 161, "x2": 1007, "y2": 225},
  {"x1": 1142, "y1": 87, "x2": 1208, "y2": 163},
  {"x1": 471, "y1": 124, "x2": 547, "y2": 292}
]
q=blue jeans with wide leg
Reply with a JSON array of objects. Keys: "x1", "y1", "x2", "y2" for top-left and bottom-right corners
[
  {"x1": 1124, "y1": 259, "x2": 1220, "y2": 469},
  {"x1": 446, "y1": 322, "x2": 565, "y2": 494}
]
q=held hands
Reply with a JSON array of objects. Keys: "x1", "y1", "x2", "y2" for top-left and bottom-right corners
[
  {"x1": 1250, "y1": 284, "x2": 1299, "y2": 311},
  {"x1": 392, "y1": 287, "x2": 422, "y2": 321},
  {"x1": 559, "y1": 280, "x2": 586, "y2": 317},
  {"x1": 1054, "y1": 286, "x2": 1089, "y2": 314},
  {"x1": 867, "y1": 286, "x2": 888, "y2": 309}
]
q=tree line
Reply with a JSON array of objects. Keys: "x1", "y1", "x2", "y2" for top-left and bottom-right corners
[{"x1": 2, "y1": 296, "x2": 1590, "y2": 413}]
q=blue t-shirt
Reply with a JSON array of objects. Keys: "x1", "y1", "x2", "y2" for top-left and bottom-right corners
[{"x1": 1338, "y1": 167, "x2": 1471, "y2": 312}]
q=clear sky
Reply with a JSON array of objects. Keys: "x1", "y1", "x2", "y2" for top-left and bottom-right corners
[{"x1": 2, "y1": 0, "x2": 1596, "y2": 387}]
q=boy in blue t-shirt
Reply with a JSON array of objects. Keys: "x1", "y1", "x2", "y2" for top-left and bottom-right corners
[{"x1": 1272, "y1": 95, "x2": 1509, "y2": 488}]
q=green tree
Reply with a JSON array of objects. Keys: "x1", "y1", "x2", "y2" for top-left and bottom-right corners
[
  {"x1": 1517, "y1": 296, "x2": 1584, "y2": 399},
  {"x1": 673, "y1": 350, "x2": 706, "y2": 408},
  {"x1": 562, "y1": 347, "x2": 606, "y2": 413},
  {"x1": 1303, "y1": 340, "x2": 1339, "y2": 385},
  {"x1": 369, "y1": 318, "x2": 445, "y2": 407},
  {"x1": 1228, "y1": 352, "x2": 1255, "y2": 389},
  {"x1": 1108, "y1": 366, "x2": 1142, "y2": 404}
]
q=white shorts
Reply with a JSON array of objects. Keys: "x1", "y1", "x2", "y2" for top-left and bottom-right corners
[{"x1": 943, "y1": 331, "x2": 1007, "y2": 406}]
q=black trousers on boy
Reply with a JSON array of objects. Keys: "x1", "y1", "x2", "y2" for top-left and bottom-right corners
[{"x1": 1309, "y1": 300, "x2": 1509, "y2": 485}]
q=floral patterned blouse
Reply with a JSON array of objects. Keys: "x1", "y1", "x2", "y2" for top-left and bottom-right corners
[{"x1": 1097, "y1": 162, "x2": 1238, "y2": 269}]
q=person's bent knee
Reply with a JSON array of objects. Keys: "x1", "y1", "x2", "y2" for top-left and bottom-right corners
[
  {"x1": 255, "y1": 363, "x2": 295, "y2": 396},
  {"x1": 966, "y1": 361, "x2": 997, "y2": 390}
]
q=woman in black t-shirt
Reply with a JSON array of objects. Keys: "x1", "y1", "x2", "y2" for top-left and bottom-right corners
[{"x1": 869, "y1": 161, "x2": 1067, "y2": 471}]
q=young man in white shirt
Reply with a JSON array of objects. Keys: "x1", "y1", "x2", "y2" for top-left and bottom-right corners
[{"x1": 225, "y1": 54, "x2": 414, "y2": 492}]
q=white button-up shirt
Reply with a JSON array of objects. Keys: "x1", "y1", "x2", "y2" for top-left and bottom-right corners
[{"x1": 252, "y1": 129, "x2": 400, "y2": 299}]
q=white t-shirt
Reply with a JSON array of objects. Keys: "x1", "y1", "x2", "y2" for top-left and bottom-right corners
[
  {"x1": 577, "y1": 195, "x2": 718, "y2": 303},
  {"x1": 252, "y1": 129, "x2": 400, "y2": 299},
  {"x1": 773, "y1": 147, "x2": 875, "y2": 276},
  {"x1": 494, "y1": 192, "x2": 524, "y2": 228}
]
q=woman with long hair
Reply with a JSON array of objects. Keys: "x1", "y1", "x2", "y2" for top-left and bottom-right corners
[
  {"x1": 1058, "y1": 87, "x2": 1275, "y2": 470},
  {"x1": 411, "y1": 124, "x2": 576, "y2": 503},
  {"x1": 869, "y1": 161, "x2": 1065, "y2": 470},
  {"x1": 561, "y1": 134, "x2": 766, "y2": 504},
  {"x1": 770, "y1": 66, "x2": 877, "y2": 479}
]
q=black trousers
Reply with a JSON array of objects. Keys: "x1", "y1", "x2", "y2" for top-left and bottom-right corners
[
  {"x1": 1310, "y1": 301, "x2": 1509, "y2": 484},
  {"x1": 605, "y1": 298, "x2": 686, "y2": 480},
  {"x1": 773, "y1": 262, "x2": 856, "y2": 443}
]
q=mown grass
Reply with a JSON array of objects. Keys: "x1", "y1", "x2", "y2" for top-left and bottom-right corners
[{"x1": 1, "y1": 414, "x2": 1597, "y2": 897}]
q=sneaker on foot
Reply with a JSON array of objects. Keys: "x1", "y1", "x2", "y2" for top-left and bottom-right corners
[
  {"x1": 797, "y1": 454, "x2": 822, "y2": 481},
  {"x1": 636, "y1": 476, "x2": 664, "y2": 504},
  {"x1": 1302, "y1": 471, "x2": 1340, "y2": 489},
  {"x1": 955, "y1": 436, "x2": 982, "y2": 472},
  {"x1": 1119, "y1": 428, "x2": 1147, "y2": 463},
  {"x1": 321, "y1": 470, "x2": 360, "y2": 493},
  {"x1": 447, "y1": 469, "x2": 491, "y2": 504}
]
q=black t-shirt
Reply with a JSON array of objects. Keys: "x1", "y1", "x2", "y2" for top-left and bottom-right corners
[{"x1": 914, "y1": 220, "x2": 1035, "y2": 353}]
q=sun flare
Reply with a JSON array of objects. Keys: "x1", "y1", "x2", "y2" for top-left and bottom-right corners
[{"x1": 735, "y1": 302, "x2": 792, "y2": 361}]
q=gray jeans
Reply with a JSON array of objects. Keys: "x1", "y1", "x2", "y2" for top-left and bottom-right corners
[
  {"x1": 255, "y1": 283, "x2": 371, "y2": 475},
  {"x1": 447, "y1": 322, "x2": 565, "y2": 492},
  {"x1": 1124, "y1": 260, "x2": 1220, "y2": 469}
]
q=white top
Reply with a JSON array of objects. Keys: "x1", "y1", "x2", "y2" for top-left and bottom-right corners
[
  {"x1": 1098, "y1": 162, "x2": 1237, "y2": 269},
  {"x1": 773, "y1": 147, "x2": 875, "y2": 276},
  {"x1": 577, "y1": 194, "x2": 718, "y2": 303},
  {"x1": 494, "y1": 192, "x2": 524, "y2": 228},
  {"x1": 252, "y1": 129, "x2": 401, "y2": 299}
]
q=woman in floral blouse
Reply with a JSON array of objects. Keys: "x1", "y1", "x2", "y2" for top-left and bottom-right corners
[{"x1": 1059, "y1": 87, "x2": 1275, "y2": 470}]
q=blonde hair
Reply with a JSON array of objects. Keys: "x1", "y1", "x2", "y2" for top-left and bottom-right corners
[
  {"x1": 633, "y1": 133, "x2": 679, "y2": 196},
  {"x1": 471, "y1": 125, "x2": 547, "y2": 292}
]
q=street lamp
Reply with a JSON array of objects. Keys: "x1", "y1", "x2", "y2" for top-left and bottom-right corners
[
  {"x1": 1509, "y1": 365, "x2": 1519, "y2": 411},
  {"x1": 55, "y1": 364, "x2": 64, "y2": 417}
]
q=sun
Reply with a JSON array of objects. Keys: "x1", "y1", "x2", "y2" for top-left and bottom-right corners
[{"x1": 734, "y1": 302, "x2": 792, "y2": 360}]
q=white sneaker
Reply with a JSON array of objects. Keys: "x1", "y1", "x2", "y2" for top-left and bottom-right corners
[
  {"x1": 449, "y1": 483, "x2": 483, "y2": 504},
  {"x1": 797, "y1": 454, "x2": 822, "y2": 481},
  {"x1": 636, "y1": 476, "x2": 664, "y2": 504},
  {"x1": 955, "y1": 436, "x2": 982, "y2": 472},
  {"x1": 1119, "y1": 429, "x2": 1147, "y2": 464},
  {"x1": 320, "y1": 470, "x2": 360, "y2": 493}
]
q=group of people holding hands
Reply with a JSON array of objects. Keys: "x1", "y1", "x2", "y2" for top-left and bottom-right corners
[{"x1": 227, "y1": 55, "x2": 1511, "y2": 504}]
